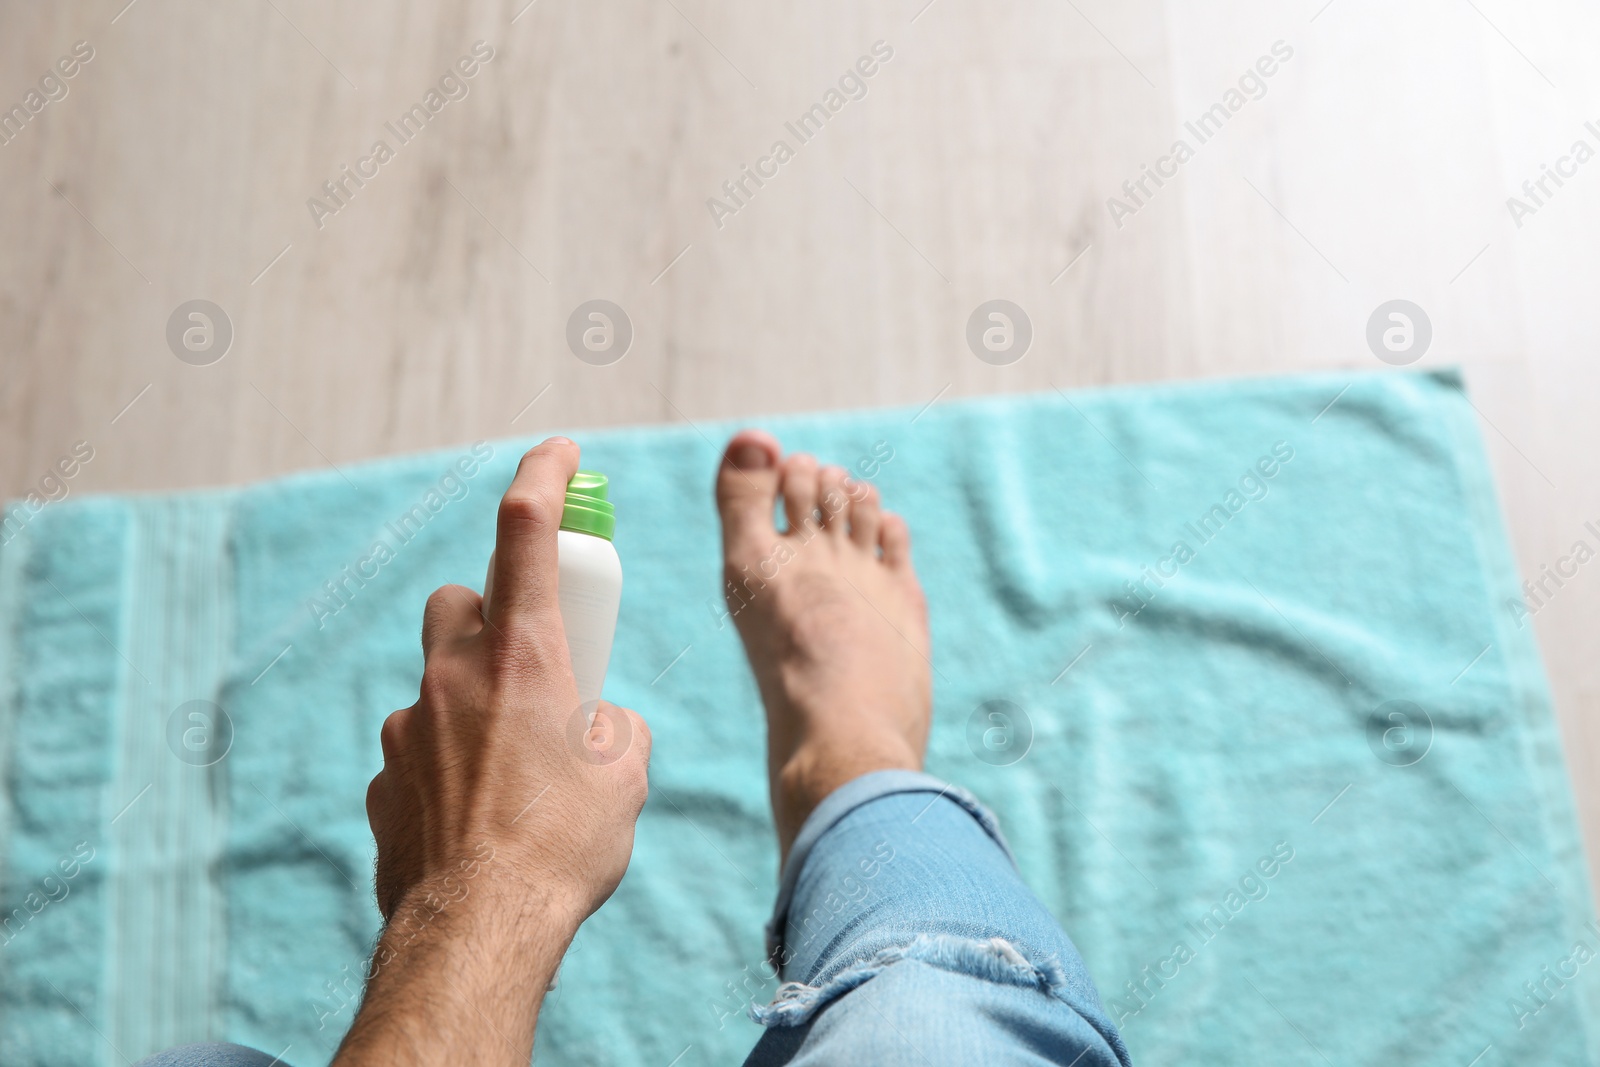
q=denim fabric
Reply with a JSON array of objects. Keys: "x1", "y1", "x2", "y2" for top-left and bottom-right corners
[
  {"x1": 131, "y1": 1044, "x2": 290, "y2": 1067},
  {"x1": 744, "y1": 770, "x2": 1131, "y2": 1066}
]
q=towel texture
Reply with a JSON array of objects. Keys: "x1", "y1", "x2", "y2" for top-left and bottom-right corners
[{"x1": 1, "y1": 370, "x2": 1595, "y2": 1066}]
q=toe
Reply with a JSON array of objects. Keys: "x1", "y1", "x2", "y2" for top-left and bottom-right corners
[
  {"x1": 781, "y1": 454, "x2": 819, "y2": 533},
  {"x1": 716, "y1": 429, "x2": 782, "y2": 551},
  {"x1": 817, "y1": 466, "x2": 851, "y2": 536},
  {"x1": 879, "y1": 512, "x2": 912, "y2": 568},
  {"x1": 848, "y1": 481, "x2": 882, "y2": 549}
]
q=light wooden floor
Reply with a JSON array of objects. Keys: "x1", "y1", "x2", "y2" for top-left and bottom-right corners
[{"x1": 3, "y1": 0, "x2": 1596, "y2": 893}]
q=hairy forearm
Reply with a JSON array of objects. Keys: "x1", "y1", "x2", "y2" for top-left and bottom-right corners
[{"x1": 333, "y1": 874, "x2": 580, "y2": 1067}]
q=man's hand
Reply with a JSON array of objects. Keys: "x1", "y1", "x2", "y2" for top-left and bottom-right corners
[{"x1": 335, "y1": 437, "x2": 650, "y2": 1067}]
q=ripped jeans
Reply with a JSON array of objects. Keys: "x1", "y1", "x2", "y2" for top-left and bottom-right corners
[{"x1": 742, "y1": 770, "x2": 1131, "y2": 1066}]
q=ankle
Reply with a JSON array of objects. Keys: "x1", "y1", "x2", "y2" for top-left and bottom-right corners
[{"x1": 772, "y1": 739, "x2": 921, "y2": 861}]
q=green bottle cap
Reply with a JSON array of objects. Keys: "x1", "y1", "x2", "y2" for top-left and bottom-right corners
[{"x1": 560, "y1": 470, "x2": 615, "y2": 541}]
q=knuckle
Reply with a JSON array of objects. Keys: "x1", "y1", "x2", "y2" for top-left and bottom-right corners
[
  {"x1": 621, "y1": 711, "x2": 652, "y2": 775},
  {"x1": 379, "y1": 709, "x2": 411, "y2": 757},
  {"x1": 485, "y1": 621, "x2": 566, "y2": 675},
  {"x1": 498, "y1": 489, "x2": 559, "y2": 531},
  {"x1": 625, "y1": 710, "x2": 652, "y2": 749},
  {"x1": 623, "y1": 756, "x2": 650, "y2": 807}
]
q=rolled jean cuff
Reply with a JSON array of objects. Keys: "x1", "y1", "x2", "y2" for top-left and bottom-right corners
[{"x1": 765, "y1": 769, "x2": 1015, "y2": 963}]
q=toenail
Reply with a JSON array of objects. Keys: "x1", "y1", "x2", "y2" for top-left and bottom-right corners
[{"x1": 730, "y1": 443, "x2": 772, "y2": 471}]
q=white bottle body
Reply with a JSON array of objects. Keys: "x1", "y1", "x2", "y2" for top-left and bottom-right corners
[
  {"x1": 481, "y1": 531, "x2": 622, "y2": 707},
  {"x1": 555, "y1": 528, "x2": 623, "y2": 708}
]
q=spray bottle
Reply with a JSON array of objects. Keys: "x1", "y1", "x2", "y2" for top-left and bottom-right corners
[{"x1": 482, "y1": 470, "x2": 622, "y2": 706}]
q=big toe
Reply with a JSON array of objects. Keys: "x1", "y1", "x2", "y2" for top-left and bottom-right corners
[{"x1": 715, "y1": 429, "x2": 782, "y2": 553}]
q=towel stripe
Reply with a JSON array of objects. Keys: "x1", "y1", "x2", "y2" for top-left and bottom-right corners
[{"x1": 106, "y1": 500, "x2": 233, "y2": 1062}]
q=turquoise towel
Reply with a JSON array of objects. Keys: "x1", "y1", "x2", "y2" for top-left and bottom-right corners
[{"x1": 1, "y1": 370, "x2": 1595, "y2": 1066}]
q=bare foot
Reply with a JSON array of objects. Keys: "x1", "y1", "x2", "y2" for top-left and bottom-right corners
[{"x1": 714, "y1": 430, "x2": 931, "y2": 862}]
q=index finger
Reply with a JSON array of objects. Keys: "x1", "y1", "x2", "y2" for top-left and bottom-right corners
[{"x1": 487, "y1": 437, "x2": 580, "y2": 632}]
